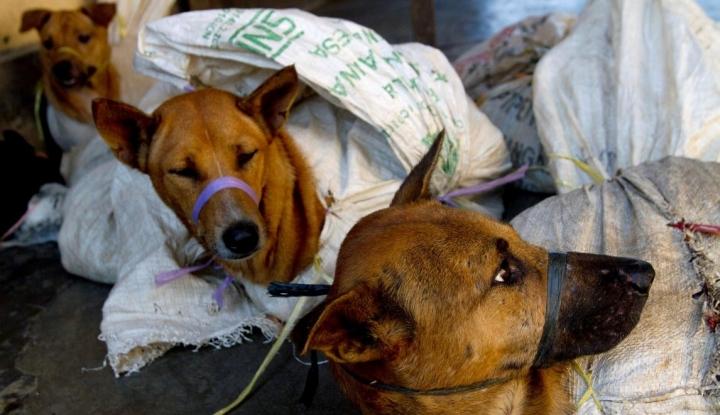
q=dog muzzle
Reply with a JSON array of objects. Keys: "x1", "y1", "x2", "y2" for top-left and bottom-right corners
[{"x1": 531, "y1": 252, "x2": 566, "y2": 368}]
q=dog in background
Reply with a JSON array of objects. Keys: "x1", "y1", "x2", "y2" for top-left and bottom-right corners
[
  {"x1": 21, "y1": 4, "x2": 119, "y2": 124},
  {"x1": 4, "y1": 4, "x2": 119, "y2": 244},
  {"x1": 296, "y1": 136, "x2": 654, "y2": 414},
  {"x1": 92, "y1": 66, "x2": 326, "y2": 285}
]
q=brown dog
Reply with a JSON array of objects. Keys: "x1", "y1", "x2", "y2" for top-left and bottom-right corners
[
  {"x1": 297, "y1": 136, "x2": 654, "y2": 414},
  {"x1": 21, "y1": 4, "x2": 119, "y2": 123},
  {"x1": 92, "y1": 66, "x2": 325, "y2": 285}
]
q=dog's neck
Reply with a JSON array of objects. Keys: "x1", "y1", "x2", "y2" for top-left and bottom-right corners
[
  {"x1": 221, "y1": 131, "x2": 325, "y2": 284},
  {"x1": 519, "y1": 365, "x2": 572, "y2": 415},
  {"x1": 45, "y1": 63, "x2": 119, "y2": 124},
  {"x1": 334, "y1": 362, "x2": 573, "y2": 415}
]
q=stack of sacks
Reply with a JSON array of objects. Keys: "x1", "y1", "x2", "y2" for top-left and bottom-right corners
[{"x1": 529, "y1": 0, "x2": 720, "y2": 395}]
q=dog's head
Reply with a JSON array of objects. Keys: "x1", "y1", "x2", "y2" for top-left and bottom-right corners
[
  {"x1": 297, "y1": 136, "x2": 654, "y2": 413},
  {"x1": 21, "y1": 5, "x2": 115, "y2": 90},
  {"x1": 92, "y1": 67, "x2": 300, "y2": 263}
]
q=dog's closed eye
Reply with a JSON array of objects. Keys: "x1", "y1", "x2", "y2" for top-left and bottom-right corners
[
  {"x1": 237, "y1": 149, "x2": 257, "y2": 168},
  {"x1": 169, "y1": 166, "x2": 200, "y2": 180},
  {"x1": 78, "y1": 34, "x2": 91, "y2": 44}
]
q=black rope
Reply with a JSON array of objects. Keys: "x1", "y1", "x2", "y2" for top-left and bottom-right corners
[
  {"x1": 266, "y1": 281, "x2": 330, "y2": 408},
  {"x1": 340, "y1": 364, "x2": 514, "y2": 396},
  {"x1": 299, "y1": 351, "x2": 319, "y2": 407},
  {"x1": 268, "y1": 282, "x2": 331, "y2": 297}
]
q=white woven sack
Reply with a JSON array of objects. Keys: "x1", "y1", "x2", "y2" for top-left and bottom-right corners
[{"x1": 534, "y1": 0, "x2": 720, "y2": 192}]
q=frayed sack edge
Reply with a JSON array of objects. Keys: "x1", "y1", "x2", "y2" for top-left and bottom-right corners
[
  {"x1": 681, "y1": 228, "x2": 720, "y2": 396},
  {"x1": 100, "y1": 315, "x2": 280, "y2": 377}
]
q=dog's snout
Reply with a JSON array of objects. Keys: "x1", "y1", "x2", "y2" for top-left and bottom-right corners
[
  {"x1": 222, "y1": 221, "x2": 259, "y2": 258},
  {"x1": 568, "y1": 252, "x2": 656, "y2": 296},
  {"x1": 52, "y1": 60, "x2": 72, "y2": 79},
  {"x1": 52, "y1": 60, "x2": 79, "y2": 85},
  {"x1": 593, "y1": 256, "x2": 655, "y2": 295},
  {"x1": 617, "y1": 260, "x2": 655, "y2": 295}
]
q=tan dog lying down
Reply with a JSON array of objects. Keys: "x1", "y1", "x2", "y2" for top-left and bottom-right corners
[
  {"x1": 296, "y1": 136, "x2": 654, "y2": 414},
  {"x1": 93, "y1": 66, "x2": 325, "y2": 286}
]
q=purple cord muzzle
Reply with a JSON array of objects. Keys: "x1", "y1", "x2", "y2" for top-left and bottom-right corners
[{"x1": 191, "y1": 176, "x2": 260, "y2": 224}]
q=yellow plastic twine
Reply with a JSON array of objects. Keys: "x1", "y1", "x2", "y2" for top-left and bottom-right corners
[
  {"x1": 214, "y1": 257, "x2": 331, "y2": 415},
  {"x1": 117, "y1": 14, "x2": 128, "y2": 40},
  {"x1": 548, "y1": 154, "x2": 606, "y2": 187},
  {"x1": 33, "y1": 82, "x2": 46, "y2": 152},
  {"x1": 572, "y1": 359, "x2": 605, "y2": 414}
]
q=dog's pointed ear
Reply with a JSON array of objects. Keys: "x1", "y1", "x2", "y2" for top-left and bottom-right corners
[
  {"x1": 92, "y1": 98, "x2": 157, "y2": 172},
  {"x1": 238, "y1": 65, "x2": 300, "y2": 137},
  {"x1": 391, "y1": 131, "x2": 445, "y2": 206},
  {"x1": 301, "y1": 289, "x2": 412, "y2": 364},
  {"x1": 20, "y1": 9, "x2": 52, "y2": 33},
  {"x1": 82, "y1": 3, "x2": 116, "y2": 27}
]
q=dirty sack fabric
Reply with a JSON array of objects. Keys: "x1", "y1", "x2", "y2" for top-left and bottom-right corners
[
  {"x1": 534, "y1": 0, "x2": 720, "y2": 193},
  {"x1": 512, "y1": 157, "x2": 720, "y2": 413},
  {"x1": 454, "y1": 13, "x2": 575, "y2": 193},
  {"x1": 58, "y1": 9, "x2": 510, "y2": 375}
]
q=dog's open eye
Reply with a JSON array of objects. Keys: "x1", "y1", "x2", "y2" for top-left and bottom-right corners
[
  {"x1": 78, "y1": 34, "x2": 91, "y2": 44},
  {"x1": 493, "y1": 258, "x2": 523, "y2": 285},
  {"x1": 42, "y1": 38, "x2": 54, "y2": 50},
  {"x1": 169, "y1": 166, "x2": 200, "y2": 180},
  {"x1": 237, "y1": 150, "x2": 257, "y2": 168}
]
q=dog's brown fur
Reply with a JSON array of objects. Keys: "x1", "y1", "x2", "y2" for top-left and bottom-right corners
[
  {"x1": 92, "y1": 67, "x2": 325, "y2": 284},
  {"x1": 304, "y1": 204, "x2": 571, "y2": 415},
  {"x1": 21, "y1": 4, "x2": 119, "y2": 123},
  {"x1": 297, "y1": 136, "x2": 652, "y2": 414}
]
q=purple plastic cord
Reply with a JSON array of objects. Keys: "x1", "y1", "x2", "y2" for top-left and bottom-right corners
[
  {"x1": 438, "y1": 164, "x2": 529, "y2": 207},
  {"x1": 191, "y1": 176, "x2": 259, "y2": 223},
  {"x1": 155, "y1": 260, "x2": 234, "y2": 310},
  {"x1": 154, "y1": 258, "x2": 214, "y2": 286},
  {"x1": 1, "y1": 202, "x2": 37, "y2": 241},
  {"x1": 213, "y1": 275, "x2": 234, "y2": 310}
]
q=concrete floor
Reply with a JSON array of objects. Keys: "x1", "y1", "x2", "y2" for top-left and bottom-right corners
[{"x1": 2, "y1": 1, "x2": 720, "y2": 414}]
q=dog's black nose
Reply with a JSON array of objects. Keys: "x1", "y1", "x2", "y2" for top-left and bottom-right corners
[
  {"x1": 52, "y1": 60, "x2": 77, "y2": 85},
  {"x1": 222, "y1": 222, "x2": 259, "y2": 257},
  {"x1": 617, "y1": 259, "x2": 655, "y2": 295},
  {"x1": 569, "y1": 253, "x2": 656, "y2": 295}
]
